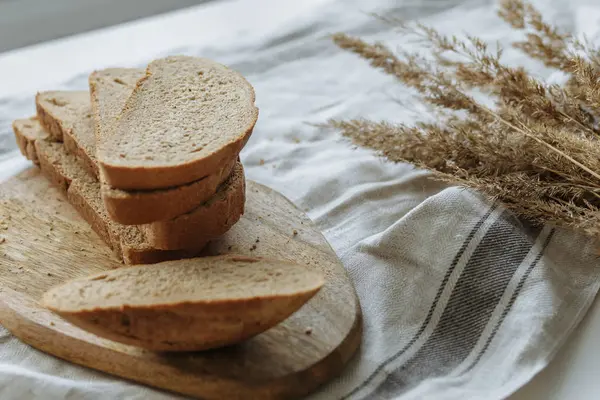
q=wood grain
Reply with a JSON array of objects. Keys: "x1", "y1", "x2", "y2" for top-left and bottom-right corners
[{"x1": 0, "y1": 167, "x2": 362, "y2": 400}]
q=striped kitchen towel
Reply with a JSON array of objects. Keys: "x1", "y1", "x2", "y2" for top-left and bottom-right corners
[{"x1": 302, "y1": 187, "x2": 600, "y2": 400}]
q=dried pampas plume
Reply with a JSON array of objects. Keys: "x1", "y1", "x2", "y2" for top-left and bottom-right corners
[{"x1": 328, "y1": 0, "x2": 600, "y2": 237}]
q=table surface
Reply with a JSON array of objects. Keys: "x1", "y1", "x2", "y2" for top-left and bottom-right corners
[
  {"x1": 0, "y1": 0, "x2": 211, "y2": 53},
  {"x1": 0, "y1": 0, "x2": 599, "y2": 398}
]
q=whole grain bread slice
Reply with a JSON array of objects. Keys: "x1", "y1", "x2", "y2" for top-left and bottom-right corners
[
  {"x1": 97, "y1": 56, "x2": 259, "y2": 190},
  {"x1": 13, "y1": 118, "x2": 208, "y2": 264},
  {"x1": 37, "y1": 88, "x2": 235, "y2": 225},
  {"x1": 141, "y1": 163, "x2": 245, "y2": 249},
  {"x1": 101, "y1": 160, "x2": 235, "y2": 225},
  {"x1": 12, "y1": 117, "x2": 48, "y2": 164},
  {"x1": 36, "y1": 91, "x2": 98, "y2": 177},
  {"x1": 41, "y1": 255, "x2": 324, "y2": 352},
  {"x1": 88, "y1": 68, "x2": 144, "y2": 141}
]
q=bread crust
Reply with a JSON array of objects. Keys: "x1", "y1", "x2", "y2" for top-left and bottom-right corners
[{"x1": 101, "y1": 159, "x2": 236, "y2": 225}]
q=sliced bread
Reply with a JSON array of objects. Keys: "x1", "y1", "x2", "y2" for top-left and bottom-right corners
[
  {"x1": 41, "y1": 255, "x2": 324, "y2": 352},
  {"x1": 88, "y1": 68, "x2": 144, "y2": 142},
  {"x1": 96, "y1": 56, "x2": 259, "y2": 190},
  {"x1": 36, "y1": 88, "x2": 236, "y2": 225},
  {"x1": 13, "y1": 118, "x2": 207, "y2": 264},
  {"x1": 36, "y1": 91, "x2": 98, "y2": 177},
  {"x1": 142, "y1": 162, "x2": 245, "y2": 249},
  {"x1": 12, "y1": 117, "x2": 48, "y2": 164},
  {"x1": 101, "y1": 160, "x2": 235, "y2": 225}
]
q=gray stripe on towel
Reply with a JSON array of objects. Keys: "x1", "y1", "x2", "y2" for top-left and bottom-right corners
[
  {"x1": 370, "y1": 213, "x2": 541, "y2": 399},
  {"x1": 463, "y1": 229, "x2": 555, "y2": 373},
  {"x1": 341, "y1": 204, "x2": 498, "y2": 400}
]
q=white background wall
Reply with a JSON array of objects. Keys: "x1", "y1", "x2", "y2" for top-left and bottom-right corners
[{"x1": 0, "y1": 0, "x2": 211, "y2": 53}]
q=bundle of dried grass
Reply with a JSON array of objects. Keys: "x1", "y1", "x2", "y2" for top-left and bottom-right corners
[{"x1": 329, "y1": 0, "x2": 600, "y2": 237}]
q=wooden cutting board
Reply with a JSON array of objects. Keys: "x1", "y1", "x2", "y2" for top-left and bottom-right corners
[{"x1": 0, "y1": 167, "x2": 362, "y2": 400}]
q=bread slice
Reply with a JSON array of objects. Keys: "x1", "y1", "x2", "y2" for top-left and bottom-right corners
[
  {"x1": 89, "y1": 69, "x2": 236, "y2": 224},
  {"x1": 142, "y1": 162, "x2": 245, "y2": 249},
  {"x1": 13, "y1": 118, "x2": 207, "y2": 264},
  {"x1": 12, "y1": 117, "x2": 48, "y2": 164},
  {"x1": 101, "y1": 160, "x2": 235, "y2": 225},
  {"x1": 37, "y1": 88, "x2": 236, "y2": 225},
  {"x1": 41, "y1": 255, "x2": 324, "y2": 352},
  {"x1": 96, "y1": 56, "x2": 259, "y2": 190},
  {"x1": 36, "y1": 91, "x2": 98, "y2": 177},
  {"x1": 88, "y1": 68, "x2": 144, "y2": 142}
]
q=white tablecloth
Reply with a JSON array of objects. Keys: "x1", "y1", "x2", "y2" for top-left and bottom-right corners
[{"x1": 1, "y1": 0, "x2": 600, "y2": 399}]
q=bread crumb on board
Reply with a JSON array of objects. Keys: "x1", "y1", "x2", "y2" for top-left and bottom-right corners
[
  {"x1": 305, "y1": 327, "x2": 313, "y2": 335},
  {"x1": 0, "y1": 237, "x2": 5, "y2": 244},
  {"x1": 259, "y1": 159, "x2": 265, "y2": 166},
  {"x1": 293, "y1": 229, "x2": 298, "y2": 236}
]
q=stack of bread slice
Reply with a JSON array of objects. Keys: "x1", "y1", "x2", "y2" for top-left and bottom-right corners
[
  {"x1": 13, "y1": 56, "x2": 258, "y2": 264},
  {"x1": 11, "y1": 56, "x2": 328, "y2": 355}
]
